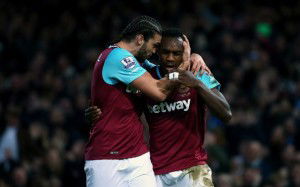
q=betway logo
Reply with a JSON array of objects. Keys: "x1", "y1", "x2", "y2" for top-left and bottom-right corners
[{"x1": 147, "y1": 99, "x2": 191, "y2": 114}]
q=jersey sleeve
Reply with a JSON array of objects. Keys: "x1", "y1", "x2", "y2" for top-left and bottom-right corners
[
  {"x1": 196, "y1": 72, "x2": 221, "y2": 90},
  {"x1": 142, "y1": 60, "x2": 156, "y2": 70},
  {"x1": 102, "y1": 48, "x2": 147, "y2": 85}
]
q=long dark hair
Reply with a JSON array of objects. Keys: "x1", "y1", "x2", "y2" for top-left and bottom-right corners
[{"x1": 119, "y1": 15, "x2": 162, "y2": 42}]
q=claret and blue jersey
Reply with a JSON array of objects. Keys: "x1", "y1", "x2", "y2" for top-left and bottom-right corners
[
  {"x1": 144, "y1": 65, "x2": 221, "y2": 175},
  {"x1": 85, "y1": 46, "x2": 149, "y2": 160}
]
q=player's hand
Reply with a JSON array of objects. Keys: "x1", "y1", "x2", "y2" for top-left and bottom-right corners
[
  {"x1": 178, "y1": 35, "x2": 191, "y2": 71},
  {"x1": 176, "y1": 69, "x2": 199, "y2": 88},
  {"x1": 190, "y1": 53, "x2": 212, "y2": 75},
  {"x1": 85, "y1": 106, "x2": 101, "y2": 125}
]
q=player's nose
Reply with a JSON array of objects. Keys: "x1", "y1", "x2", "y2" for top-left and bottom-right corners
[{"x1": 166, "y1": 54, "x2": 175, "y2": 61}]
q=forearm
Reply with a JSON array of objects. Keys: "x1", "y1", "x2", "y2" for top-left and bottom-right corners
[
  {"x1": 156, "y1": 77, "x2": 178, "y2": 98},
  {"x1": 131, "y1": 72, "x2": 178, "y2": 102},
  {"x1": 195, "y1": 82, "x2": 232, "y2": 122}
]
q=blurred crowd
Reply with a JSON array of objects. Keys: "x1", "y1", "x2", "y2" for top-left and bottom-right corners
[{"x1": 0, "y1": 0, "x2": 299, "y2": 186}]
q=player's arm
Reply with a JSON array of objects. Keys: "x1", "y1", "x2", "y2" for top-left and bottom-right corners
[
  {"x1": 198, "y1": 86, "x2": 232, "y2": 123},
  {"x1": 176, "y1": 70, "x2": 232, "y2": 123},
  {"x1": 130, "y1": 73, "x2": 177, "y2": 101},
  {"x1": 103, "y1": 49, "x2": 179, "y2": 102},
  {"x1": 190, "y1": 53, "x2": 212, "y2": 75}
]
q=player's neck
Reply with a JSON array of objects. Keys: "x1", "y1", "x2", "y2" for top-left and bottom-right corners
[{"x1": 116, "y1": 41, "x2": 139, "y2": 56}]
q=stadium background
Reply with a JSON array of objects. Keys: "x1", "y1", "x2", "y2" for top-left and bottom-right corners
[{"x1": 0, "y1": 0, "x2": 299, "y2": 186}]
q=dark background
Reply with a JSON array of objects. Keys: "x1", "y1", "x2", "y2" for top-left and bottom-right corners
[{"x1": 0, "y1": 0, "x2": 299, "y2": 186}]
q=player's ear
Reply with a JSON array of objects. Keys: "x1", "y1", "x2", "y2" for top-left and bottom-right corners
[{"x1": 136, "y1": 34, "x2": 144, "y2": 46}]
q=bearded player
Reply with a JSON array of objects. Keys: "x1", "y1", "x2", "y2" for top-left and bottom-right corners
[
  {"x1": 85, "y1": 16, "x2": 180, "y2": 187},
  {"x1": 86, "y1": 28, "x2": 231, "y2": 186}
]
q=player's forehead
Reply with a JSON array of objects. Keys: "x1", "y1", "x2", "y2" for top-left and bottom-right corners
[{"x1": 160, "y1": 37, "x2": 183, "y2": 51}]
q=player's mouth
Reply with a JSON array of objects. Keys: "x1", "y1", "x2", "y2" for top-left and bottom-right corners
[
  {"x1": 166, "y1": 67, "x2": 175, "y2": 72},
  {"x1": 165, "y1": 64, "x2": 176, "y2": 72}
]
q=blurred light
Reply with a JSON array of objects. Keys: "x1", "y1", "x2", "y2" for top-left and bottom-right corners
[{"x1": 256, "y1": 22, "x2": 272, "y2": 38}]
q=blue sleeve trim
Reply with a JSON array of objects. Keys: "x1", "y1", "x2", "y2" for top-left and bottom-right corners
[
  {"x1": 156, "y1": 66, "x2": 162, "y2": 79},
  {"x1": 142, "y1": 60, "x2": 156, "y2": 70},
  {"x1": 102, "y1": 48, "x2": 147, "y2": 85},
  {"x1": 196, "y1": 72, "x2": 221, "y2": 90}
]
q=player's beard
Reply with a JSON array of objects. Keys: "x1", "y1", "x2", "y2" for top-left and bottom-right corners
[{"x1": 136, "y1": 44, "x2": 149, "y2": 63}]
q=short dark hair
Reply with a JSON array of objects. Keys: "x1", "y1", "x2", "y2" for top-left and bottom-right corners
[
  {"x1": 120, "y1": 16, "x2": 162, "y2": 42},
  {"x1": 162, "y1": 28, "x2": 184, "y2": 40}
]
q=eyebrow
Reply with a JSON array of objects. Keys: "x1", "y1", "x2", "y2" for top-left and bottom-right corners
[{"x1": 161, "y1": 49, "x2": 183, "y2": 53}]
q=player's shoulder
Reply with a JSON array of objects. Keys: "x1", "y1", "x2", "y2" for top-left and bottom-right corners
[
  {"x1": 108, "y1": 48, "x2": 133, "y2": 60},
  {"x1": 105, "y1": 48, "x2": 138, "y2": 69}
]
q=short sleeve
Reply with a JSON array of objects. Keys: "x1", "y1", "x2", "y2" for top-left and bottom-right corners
[
  {"x1": 196, "y1": 72, "x2": 221, "y2": 90},
  {"x1": 103, "y1": 48, "x2": 147, "y2": 85}
]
